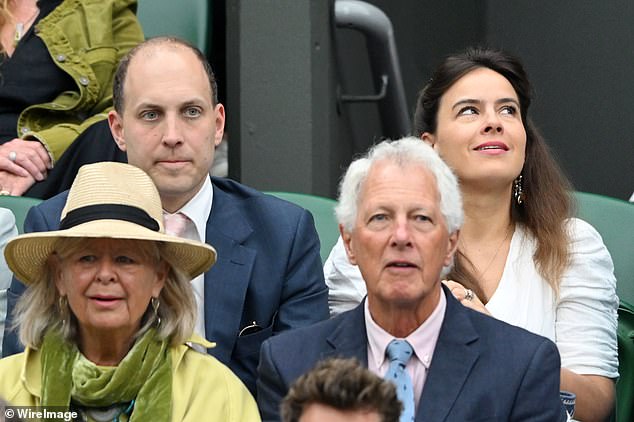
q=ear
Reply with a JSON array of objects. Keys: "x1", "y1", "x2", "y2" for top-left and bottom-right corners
[
  {"x1": 443, "y1": 229, "x2": 460, "y2": 267},
  {"x1": 339, "y1": 224, "x2": 357, "y2": 265},
  {"x1": 213, "y1": 103, "x2": 226, "y2": 147},
  {"x1": 152, "y1": 261, "x2": 168, "y2": 297},
  {"x1": 108, "y1": 110, "x2": 127, "y2": 152},
  {"x1": 421, "y1": 132, "x2": 436, "y2": 148}
]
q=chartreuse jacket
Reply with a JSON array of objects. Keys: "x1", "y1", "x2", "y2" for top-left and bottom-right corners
[
  {"x1": 0, "y1": 337, "x2": 261, "y2": 421},
  {"x1": 18, "y1": 0, "x2": 143, "y2": 162}
]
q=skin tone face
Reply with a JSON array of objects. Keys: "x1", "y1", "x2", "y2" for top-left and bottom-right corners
[
  {"x1": 299, "y1": 403, "x2": 381, "y2": 422},
  {"x1": 422, "y1": 67, "x2": 526, "y2": 191},
  {"x1": 54, "y1": 239, "x2": 166, "y2": 363},
  {"x1": 108, "y1": 44, "x2": 225, "y2": 213},
  {"x1": 341, "y1": 161, "x2": 458, "y2": 334}
]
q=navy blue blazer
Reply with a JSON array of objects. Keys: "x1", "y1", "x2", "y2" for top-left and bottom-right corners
[
  {"x1": 2, "y1": 177, "x2": 329, "y2": 395},
  {"x1": 257, "y1": 286, "x2": 566, "y2": 422}
]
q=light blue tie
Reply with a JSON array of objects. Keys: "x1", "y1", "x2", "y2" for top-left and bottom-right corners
[{"x1": 385, "y1": 339, "x2": 415, "y2": 422}]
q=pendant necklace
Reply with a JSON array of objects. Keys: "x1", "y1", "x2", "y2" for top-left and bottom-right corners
[
  {"x1": 461, "y1": 224, "x2": 513, "y2": 279},
  {"x1": 13, "y1": 5, "x2": 40, "y2": 47}
]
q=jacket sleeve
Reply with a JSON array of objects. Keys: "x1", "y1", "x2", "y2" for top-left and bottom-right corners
[
  {"x1": 323, "y1": 236, "x2": 367, "y2": 316},
  {"x1": 172, "y1": 348, "x2": 261, "y2": 422},
  {"x1": 25, "y1": 0, "x2": 144, "y2": 161},
  {"x1": 274, "y1": 209, "x2": 329, "y2": 332},
  {"x1": 256, "y1": 340, "x2": 287, "y2": 422},
  {"x1": 510, "y1": 338, "x2": 567, "y2": 421},
  {"x1": 556, "y1": 218, "x2": 619, "y2": 378}
]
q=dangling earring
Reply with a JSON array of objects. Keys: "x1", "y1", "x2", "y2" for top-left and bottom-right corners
[
  {"x1": 151, "y1": 297, "x2": 161, "y2": 326},
  {"x1": 513, "y1": 174, "x2": 525, "y2": 205},
  {"x1": 58, "y1": 295, "x2": 69, "y2": 326}
]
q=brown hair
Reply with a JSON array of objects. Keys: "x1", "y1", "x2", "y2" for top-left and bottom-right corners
[
  {"x1": 414, "y1": 47, "x2": 572, "y2": 296},
  {"x1": 281, "y1": 358, "x2": 402, "y2": 422}
]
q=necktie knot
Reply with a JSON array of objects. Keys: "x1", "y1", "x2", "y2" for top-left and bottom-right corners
[
  {"x1": 164, "y1": 212, "x2": 188, "y2": 237},
  {"x1": 387, "y1": 339, "x2": 414, "y2": 365}
]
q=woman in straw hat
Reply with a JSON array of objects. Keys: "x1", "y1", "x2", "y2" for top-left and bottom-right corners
[{"x1": 0, "y1": 162, "x2": 260, "y2": 421}]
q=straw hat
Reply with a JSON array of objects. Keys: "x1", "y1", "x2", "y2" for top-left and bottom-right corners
[{"x1": 4, "y1": 162, "x2": 216, "y2": 284}]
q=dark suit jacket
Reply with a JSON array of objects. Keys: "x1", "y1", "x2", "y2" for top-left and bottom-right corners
[
  {"x1": 2, "y1": 177, "x2": 329, "y2": 395},
  {"x1": 257, "y1": 286, "x2": 567, "y2": 422}
]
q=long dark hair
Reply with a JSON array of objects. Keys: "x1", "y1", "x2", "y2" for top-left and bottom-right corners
[{"x1": 414, "y1": 47, "x2": 572, "y2": 297}]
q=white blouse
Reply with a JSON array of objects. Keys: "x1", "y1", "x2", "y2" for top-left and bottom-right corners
[{"x1": 324, "y1": 218, "x2": 619, "y2": 378}]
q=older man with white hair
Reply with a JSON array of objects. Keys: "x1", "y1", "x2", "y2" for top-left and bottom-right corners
[{"x1": 257, "y1": 137, "x2": 566, "y2": 422}]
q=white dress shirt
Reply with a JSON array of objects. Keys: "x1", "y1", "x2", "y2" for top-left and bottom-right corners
[
  {"x1": 365, "y1": 291, "x2": 446, "y2": 409},
  {"x1": 164, "y1": 176, "x2": 213, "y2": 340}
]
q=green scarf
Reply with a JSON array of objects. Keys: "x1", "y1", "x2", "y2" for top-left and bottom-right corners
[{"x1": 40, "y1": 328, "x2": 172, "y2": 422}]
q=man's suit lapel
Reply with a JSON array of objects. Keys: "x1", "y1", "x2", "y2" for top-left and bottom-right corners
[
  {"x1": 416, "y1": 287, "x2": 480, "y2": 422},
  {"x1": 324, "y1": 302, "x2": 369, "y2": 365},
  {"x1": 203, "y1": 184, "x2": 255, "y2": 363}
]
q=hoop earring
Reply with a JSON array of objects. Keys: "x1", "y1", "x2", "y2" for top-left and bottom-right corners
[
  {"x1": 513, "y1": 174, "x2": 525, "y2": 205},
  {"x1": 151, "y1": 297, "x2": 161, "y2": 327},
  {"x1": 58, "y1": 295, "x2": 69, "y2": 326}
]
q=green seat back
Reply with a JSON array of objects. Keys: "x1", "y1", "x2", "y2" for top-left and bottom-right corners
[
  {"x1": 0, "y1": 196, "x2": 43, "y2": 234},
  {"x1": 616, "y1": 300, "x2": 634, "y2": 422},
  {"x1": 266, "y1": 192, "x2": 338, "y2": 264},
  {"x1": 136, "y1": 0, "x2": 209, "y2": 54},
  {"x1": 572, "y1": 191, "x2": 634, "y2": 304}
]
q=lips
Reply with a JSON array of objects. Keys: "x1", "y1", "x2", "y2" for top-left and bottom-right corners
[
  {"x1": 158, "y1": 159, "x2": 189, "y2": 164},
  {"x1": 386, "y1": 260, "x2": 418, "y2": 269},
  {"x1": 90, "y1": 295, "x2": 122, "y2": 303},
  {"x1": 474, "y1": 141, "x2": 509, "y2": 151}
]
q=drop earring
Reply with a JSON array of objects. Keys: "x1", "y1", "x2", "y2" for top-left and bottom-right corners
[{"x1": 513, "y1": 174, "x2": 525, "y2": 205}]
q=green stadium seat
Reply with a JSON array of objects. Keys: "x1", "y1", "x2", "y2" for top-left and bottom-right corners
[
  {"x1": 615, "y1": 300, "x2": 634, "y2": 422},
  {"x1": 572, "y1": 191, "x2": 634, "y2": 304},
  {"x1": 265, "y1": 192, "x2": 338, "y2": 264},
  {"x1": 0, "y1": 196, "x2": 43, "y2": 234},
  {"x1": 137, "y1": 0, "x2": 210, "y2": 54}
]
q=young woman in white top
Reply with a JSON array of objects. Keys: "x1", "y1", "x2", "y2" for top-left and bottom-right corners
[{"x1": 325, "y1": 47, "x2": 618, "y2": 422}]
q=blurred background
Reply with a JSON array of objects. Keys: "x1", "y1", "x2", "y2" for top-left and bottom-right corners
[{"x1": 140, "y1": 0, "x2": 634, "y2": 201}]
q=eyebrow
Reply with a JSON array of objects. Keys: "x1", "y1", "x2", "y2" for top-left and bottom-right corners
[
  {"x1": 133, "y1": 99, "x2": 207, "y2": 110},
  {"x1": 451, "y1": 97, "x2": 520, "y2": 111}
]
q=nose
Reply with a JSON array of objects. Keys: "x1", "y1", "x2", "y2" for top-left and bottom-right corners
[
  {"x1": 162, "y1": 114, "x2": 184, "y2": 147},
  {"x1": 96, "y1": 258, "x2": 116, "y2": 283},
  {"x1": 481, "y1": 111, "x2": 504, "y2": 135},
  {"x1": 390, "y1": 217, "x2": 413, "y2": 249}
]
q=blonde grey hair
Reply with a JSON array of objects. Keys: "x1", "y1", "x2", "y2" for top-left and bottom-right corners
[
  {"x1": 13, "y1": 238, "x2": 196, "y2": 349},
  {"x1": 336, "y1": 136, "x2": 464, "y2": 234}
]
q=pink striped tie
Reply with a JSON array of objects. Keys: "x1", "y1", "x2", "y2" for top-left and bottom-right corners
[{"x1": 164, "y1": 212, "x2": 188, "y2": 237}]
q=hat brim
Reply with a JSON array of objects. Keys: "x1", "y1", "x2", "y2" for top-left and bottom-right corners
[{"x1": 4, "y1": 219, "x2": 217, "y2": 285}]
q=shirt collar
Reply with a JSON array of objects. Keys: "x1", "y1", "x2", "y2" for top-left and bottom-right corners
[
  {"x1": 165, "y1": 176, "x2": 213, "y2": 242},
  {"x1": 365, "y1": 289, "x2": 446, "y2": 370}
]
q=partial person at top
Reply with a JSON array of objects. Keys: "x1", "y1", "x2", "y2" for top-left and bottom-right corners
[
  {"x1": 3, "y1": 36, "x2": 329, "y2": 396},
  {"x1": 324, "y1": 47, "x2": 618, "y2": 422},
  {"x1": 0, "y1": 0, "x2": 143, "y2": 199},
  {"x1": 281, "y1": 357, "x2": 401, "y2": 422}
]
